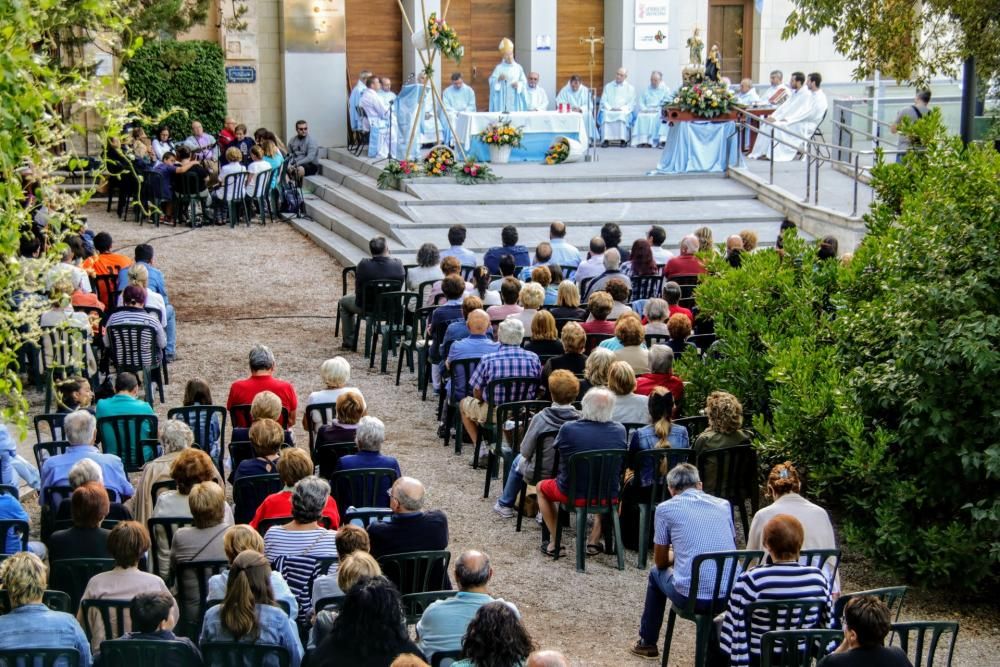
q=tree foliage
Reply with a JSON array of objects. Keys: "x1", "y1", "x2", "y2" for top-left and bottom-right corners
[
  {"x1": 130, "y1": 0, "x2": 213, "y2": 39},
  {"x1": 681, "y1": 115, "x2": 1000, "y2": 590},
  {"x1": 783, "y1": 0, "x2": 1000, "y2": 85}
]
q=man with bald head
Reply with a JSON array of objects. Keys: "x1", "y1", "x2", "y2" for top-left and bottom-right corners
[
  {"x1": 573, "y1": 236, "x2": 607, "y2": 287},
  {"x1": 528, "y1": 651, "x2": 570, "y2": 667},
  {"x1": 368, "y1": 476, "x2": 451, "y2": 588},
  {"x1": 664, "y1": 234, "x2": 707, "y2": 279},
  {"x1": 445, "y1": 308, "x2": 499, "y2": 403},
  {"x1": 548, "y1": 221, "x2": 581, "y2": 267},
  {"x1": 416, "y1": 550, "x2": 519, "y2": 660},
  {"x1": 525, "y1": 71, "x2": 550, "y2": 111}
]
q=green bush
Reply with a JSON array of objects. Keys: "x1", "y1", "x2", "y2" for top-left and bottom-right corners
[
  {"x1": 681, "y1": 114, "x2": 1000, "y2": 591},
  {"x1": 123, "y1": 40, "x2": 227, "y2": 137}
]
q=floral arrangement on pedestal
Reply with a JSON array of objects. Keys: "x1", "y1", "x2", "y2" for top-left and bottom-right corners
[
  {"x1": 545, "y1": 139, "x2": 570, "y2": 165},
  {"x1": 376, "y1": 159, "x2": 418, "y2": 190},
  {"x1": 667, "y1": 83, "x2": 737, "y2": 118},
  {"x1": 477, "y1": 117, "x2": 524, "y2": 147},
  {"x1": 455, "y1": 159, "x2": 499, "y2": 185},
  {"x1": 427, "y1": 12, "x2": 463, "y2": 63},
  {"x1": 425, "y1": 146, "x2": 456, "y2": 176}
]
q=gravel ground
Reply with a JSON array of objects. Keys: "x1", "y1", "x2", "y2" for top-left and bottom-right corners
[{"x1": 14, "y1": 204, "x2": 999, "y2": 666}]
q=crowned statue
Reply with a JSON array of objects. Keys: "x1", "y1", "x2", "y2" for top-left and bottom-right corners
[{"x1": 489, "y1": 37, "x2": 528, "y2": 113}]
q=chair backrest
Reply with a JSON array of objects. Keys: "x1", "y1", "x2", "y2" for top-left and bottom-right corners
[
  {"x1": 51, "y1": 518, "x2": 120, "y2": 534},
  {"x1": 800, "y1": 548, "x2": 841, "y2": 586},
  {"x1": 759, "y1": 628, "x2": 843, "y2": 667},
  {"x1": 33, "y1": 413, "x2": 66, "y2": 444},
  {"x1": 314, "y1": 595, "x2": 346, "y2": 613},
  {"x1": 696, "y1": 443, "x2": 757, "y2": 503},
  {"x1": 579, "y1": 276, "x2": 595, "y2": 297},
  {"x1": 744, "y1": 598, "x2": 830, "y2": 660},
  {"x1": 833, "y1": 586, "x2": 907, "y2": 625},
  {"x1": 633, "y1": 448, "x2": 694, "y2": 504},
  {"x1": 687, "y1": 333, "x2": 717, "y2": 354},
  {"x1": 672, "y1": 415, "x2": 709, "y2": 440},
  {"x1": 96, "y1": 638, "x2": 203, "y2": 665},
  {"x1": 39, "y1": 326, "x2": 88, "y2": 375},
  {"x1": 630, "y1": 274, "x2": 664, "y2": 302},
  {"x1": 359, "y1": 279, "x2": 404, "y2": 314},
  {"x1": 149, "y1": 479, "x2": 177, "y2": 513},
  {"x1": 378, "y1": 550, "x2": 452, "y2": 596},
  {"x1": 0, "y1": 589, "x2": 72, "y2": 614},
  {"x1": 222, "y1": 171, "x2": 248, "y2": 200},
  {"x1": 167, "y1": 405, "x2": 228, "y2": 476},
  {"x1": 33, "y1": 440, "x2": 70, "y2": 471},
  {"x1": 891, "y1": 621, "x2": 959, "y2": 667},
  {"x1": 0, "y1": 520, "x2": 29, "y2": 553},
  {"x1": 685, "y1": 550, "x2": 764, "y2": 615},
  {"x1": 80, "y1": 597, "x2": 131, "y2": 642},
  {"x1": 304, "y1": 401, "x2": 338, "y2": 452},
  {"x1": 373, "y1": 290, "x2": 416, "y2": 331},
  {"x1": 92, "y1": 272, "x2": 120, "y2": 312},
  {"x1": 564, "y1": 448, "x2": 627, "y2": 508},
  {"x1": 585, "y1": 332, "x2": 614, "y2": 352},
  {"x1": 329, "y1": 467, "x2": 399, "y2": 514},
  {"x1": 230, "y1": 404, "x2": 290, "y2": 429},
  {"x1": 233, "y1": 474, "x2": 283, "y2": 524},
  {"x1": 228, "y1": 440, "x2": 254, "y2": 473},
  {"x1": 175, "y1": 559, "x2": 230, "y2": 636},
  {"x1": 341, "y1": 266, "x2": 357, "y2": 297},
  {"x1": 173, "y1": 170, "x2": 202, "y2": 198},
  {"x1": 249, "y1": 167, "x2": 273, "y2": 198},
  {"x1": 495, "y1": 401, "x2": 551, "y2": 451},
  {"x1": 315, "y1": 441, "x2": 359, "y2": 480},
  {"x1": 0, "y1": 648, "x2": 81, "y2": 666},
  {"x1": 106, "y1": 323, "x2": 160, "y2": 372},
  {"x1": 146, "y1": 517, "x2": 195, "y2": 578},
  {"x1": 139, "y1": 168, "x2": 166, "y2": 205},
  {"x1": 644, "y1": 333, "x2": 671, "y2": 348},
  {"x1": 445, "y1": 358, "x2": 482, "y2": 405},
  {"x1": 200, "y1": 642, "x2": 292, "y2": 667},
  {"x1": 0, "y1": 485, "x2": 16, "y2": 499},
  {"x1": 416, "y1": 280, "x2": 438, "y2": 309},
  {"x1": 341, "y1": 507, "x2": 393, "y2": 526},
  {"x1": 97, "y1": 414, "x2": 159, "y2": 472},
  {"x1": 483, "y1": 375, "x2": 541, "y2": 410},
  {"x1": 256, "y1": 516, "x2": 291, "y2": 536},
  {"x1": 401, "y1": 590, "x2": 459, "y2": 625},
  {"x1": 48, "y1": 558, "x2": 116, "y2": 610}
]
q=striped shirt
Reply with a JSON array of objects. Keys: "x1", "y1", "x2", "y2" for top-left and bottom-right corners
[
  {"x1": 264, "y1": 526, "x2": 337, "y2": 624},
  {"x1": 469, "y1": 345, "x2": 541, "y2": 405},
  {"x1": 719, "y1": 561, "x2": 833, "y2": 666},
  {"x1": 104, "y1": 308, "x2": 166, "y2": 367}
]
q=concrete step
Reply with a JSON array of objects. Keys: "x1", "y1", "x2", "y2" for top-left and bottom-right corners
[
  {"x1": 304, "y1": 196, "x2": 408, "y2": 256},
  {"x1": 316, "y1": 158, "x2": 418, "y2": 215},
  {"x1": 304, "y1": 174, "x2": 413, "y2": 240},
  {"x1": 289, "y1": 216, "x2": 368, "y2": 268}
]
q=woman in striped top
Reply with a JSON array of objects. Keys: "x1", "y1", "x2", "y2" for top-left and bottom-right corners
[
  {"x1": 264, "y1": 476, "x2": 338, "y2": 627},
  {"x1": 718, "y1": 514, "x2": 833, "y2": 666}
]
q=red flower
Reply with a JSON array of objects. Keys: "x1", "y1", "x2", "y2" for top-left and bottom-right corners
[{"x1": 471, "y1": 167, "x2": 478, "y2": 176}]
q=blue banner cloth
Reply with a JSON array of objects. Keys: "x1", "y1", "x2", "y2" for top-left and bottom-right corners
[
  {"x1": 652, "y1": 121, "x2": 744, "y2": 174},
  {"x1": 466, "y1": 132, "x2": 583, "y2": 162},
  {"x1": 394, "y1": 84, "x2": 424, "y2": 161}
]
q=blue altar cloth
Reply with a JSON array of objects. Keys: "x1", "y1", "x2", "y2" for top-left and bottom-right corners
[
  {"x1": 466, "y1": 132, "x2": 582, "y2": 162},
  {"x1": 651, "y1": 120, "x2": 744, "y2": 174}
]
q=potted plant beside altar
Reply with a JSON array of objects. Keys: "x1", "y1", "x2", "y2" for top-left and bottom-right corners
[
  {"x1": 662, "y1": 82, "x2": 739, "y2": 123},
  {"x1": 478, "y1": 117, "x2": 523, "y2": 164}
]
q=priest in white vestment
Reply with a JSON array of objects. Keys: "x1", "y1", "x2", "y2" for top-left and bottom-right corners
[
  {"x1": 762, "y1": 70, "x2": 792, "y2": 106},
  {"x1": 735, "y1": 78, "x2": 760, "y2": 105},
  {"x1": 599, "y1": 68, "x2": 636, "y2": 145},
  {"x1": 348, "y1": 70, "x2": 371, "y2": 132},
  {"x1": 378, "y1": 78, "x2": 397, "y2": 106},
  {"x1": 525, "y1": 72, "x2": 550, "y2": 111},
  {"x1": 631, "y1": 71, "x2": 671, "y2": 147},
  {"x1": 769, "y1": 73, "x2": 828, "y2": 161},
  {"x1": 489, "y1": 38, "x2": 528, "y2": 113},
  {"x1": 556, "y1": 76, "x2": 596, "y2": 141},
  {"x1": 359, "y1": 77, "x2": 390, "y2": 158},
  {"x1": 442, "y1": 72, "x2": 476, "y2": 146},
  {"x1": 748, "y1": 72, "x2": 807, "y2": 159}
]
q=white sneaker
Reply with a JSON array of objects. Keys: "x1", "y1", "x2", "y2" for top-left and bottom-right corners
[
  {"x1": 492, "y1": 502, "x2": 515, "y2": 519},
  {"x1": 536, "y1": 513, "x2": 543, "y2": 525}
]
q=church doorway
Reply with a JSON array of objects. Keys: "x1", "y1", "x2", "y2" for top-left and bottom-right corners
[
  {"x1": 557, "y1": 0, "x2": 605, "y2": 96},
  {"x1": 441, "y1": 0, "x2": 516, "y2": 111},
  {"x1": 708, "y1": 0, "x2": 753, "y2": 82},
  {"x1": 345, "y1": 0, "x2": 403, "y2": 92}
]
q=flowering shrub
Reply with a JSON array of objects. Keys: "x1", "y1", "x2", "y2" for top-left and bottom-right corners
[
  {"x1": 427, "y1": 12, "x2": 463, "y2": 63},
  {"x1": 455, "y1": 159, "x2": 499, "y2": 185},
  {"x1": 478, "y1": 116, "x2": 524, "y2": 147},
  {"x1": 545, "y1": 138, "x2": 570, "y2": 165},
  {"x1": 424, "y1": 146, "x2": 456, "y2": 176},
  {"x1": 669, "y1": 83, "x2": 736, "y2": 118}
]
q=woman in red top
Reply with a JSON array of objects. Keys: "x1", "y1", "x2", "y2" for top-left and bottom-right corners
[{"x1": 249, "y1": 448, "x2": 339, "y2": 530}]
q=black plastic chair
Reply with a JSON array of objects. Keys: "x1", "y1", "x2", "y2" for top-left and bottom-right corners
[
  {"x1": 891, "y1": 621, "x2": 959, "y2": 667},
  {"x1": 146, "y1": 516, "x2": 195, "y2": 580},
  {"x1": 401, "y1": 590, "x2": 458, "y2": 625},
  {"x1": 304, "y1": 401, "x2": 338, "y2": 455},
  {"x1": 138, "y1": 168, "x2": 169, "y2": 227},
  {"x1": 80, "y1": 597, "x2": 131, "y2": 643},
  {"x1": 696, "y1": 443, "x2": 758, "y2": 537},
  {"x1": 200, "y1": 642, "x2": 291, "y2": 667},
  {"x1": 333, "y1": 266, "x2": 357, "y2": 338},
  {"x1": 255, "y1": 516, "x2": 292, "y2": 536},
  {"x1": 0, "y1": 520, "x2": 30, "y2": 553},
  {"x1": 33, "y1": 413, "x2": 66, "y2": 444},
  {"x1": 105, "y1": 323, "x2": 167, "y2": 404},
  {"x1": 833, "y1": 586, "x2": 907, "y2": 629},
  {"x1": 342, "y1": 507, "x2": 393, "y2": 526},
  {"x1": 396, "y1": 304, "x2": 436, "y2": 391},
  {"x1": 355, "y1": 279, "x2": 405, "y2": 358},
  {"x1": 329, "y1": 467, "x2": 399, "y2": 519},
  {"x1": 673, "y1": 415, "x2": 709, "y2": 439},
  {"x1": 175, "y1": 559, "x2": 230, "y2": 637},
  {"x1": 0, "y1": 485, "x2": 17, "y2": 500},
  {"x1": 33, "y1": 440, "x2": 70, "y2": 471},
  {"x1": 0, "y1": 589, "x2": 72, "y2": 614},
  {"x1": 670, "y1": 274, "x2": 701, "y2": 309},
  {"x1": 645, "y1": 333, "x2": 671, "y2": 347},
  {"x1": 167, "y1": 405, "x2": 227, "y2": 478},
  {"x1": 314, "y1": 441, "x2": 359, "y2": 480},
  {"x1": 369, "y1": 291, "x2": 418, "y2": 373},
  {"x1": 233, "y1": 474, "x2": 283, "y2": 524},
  {"x1": 39, "y1": 326, "x2": 90, "y2": 413},
  {"x1": 378, "y1": 550, "x2": 452, "y2": 595},
  {"x1": 431, "y1": 650, "x2": 463, "y2": 667},
  {"x1": 630, "y1": 274, "x2": 664, "y2": 302},
  {"x1": 97, "y1": 414, "x2": 159, "y2": 472},
  {"x1": 515, "y1": 430, "x2": 561, "y2": 533},
  {"x1": 228, "y1": 440, "x2": 254, "y2": 473},
  {"x1": 442, "y1": 358, "x2": 482, "y2": 454},
  {"x1": 759, "y1": 628, "x2": 843, "y2": 667},
  {"x1": 172, "y1": 170, "x2": 207, "y2": 227},
  {"x1": 0, "y1": 648, "x2": 81, "y2": 666},
  {"x1": 48, "y1": 558, "x2": 116, "y2": 611},
  {"x1": 633, "y1": 448, "x2": 695, "y2": 568},
  {"x1": 314, "y1": 595, "x2": 345, "y2": 613},
  {"x1": 585, "y1": 332, "x2": 614, "y2": 353},
  {"x1": 149, "y1": 479, "x2": 177, "y2": 512},
  {"x1": 91, "y1": 272, "x2": 120, "y2": 314},
  {"x1": 96, "y1": 638, "x2": 203, "y2": 665}
]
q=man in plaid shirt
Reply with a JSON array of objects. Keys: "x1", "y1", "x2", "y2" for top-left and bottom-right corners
[{"x1": 460, "y1": 318, "x2": 541, "y2": 445}]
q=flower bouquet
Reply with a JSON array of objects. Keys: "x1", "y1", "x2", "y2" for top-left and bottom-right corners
[
  {"x1": 545, "y1": 139, "x2": 570, "y2": 165},
  {"x1": 455, "y1": 159, "x2": 500, "y2": 185},
  {"x1": 424, "y1": 146, "x2": 456, "y2": 176},
  {"x1": 667, "y1": 83, "x2": 737, "y2": 119},
  {"x1": 377, "y1": 159, "x2": 418, "y2": 190},
  {"x1": 478, "y1": 117, "x2": 524, "y2": 147},
  {"x1": 427, "y1": 12, "x2": 464, "y2": 63}
]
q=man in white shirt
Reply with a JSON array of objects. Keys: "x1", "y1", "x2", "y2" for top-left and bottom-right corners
[
  {"x1": 647, "y1": 226, "x2": 674, "y2": 265},
  {"x1": 767, "y1": 71, "x2": 827, "y2": 161},
  {"x1": 762, "y1": 70, "x2": 791, "y2": 106},
  {"x1": 359, "y1": 76, "x2": 391, "y2": 158},
  {"x1": 348, "y1": 70, "x2": 372, "y2": 132},
  {"x1": 442, "y1": 72, "x2": 476, "y2": 146},
  {"x1": 548, "y1": 222, "x2": 581, "y2": 267},
  {"x1": 735, "y1": 78, "x2": 760, "y2": 105},
  {"x1": 556, "y1": 76, "x2": 596, "y2": 140},
  {"x1": 47, "y1": 248, "x2": 91, "y2": 294},
  {"x1": 599, "y1": 68, "x2": 636, "y2": 146},
  {"x1": 748, "y1": 71, "x2": 807, "y2": 160},
  {"x1": 631, "y1": 71, "x2": 671, "y2": 148},
  {"x1": 525, "y1": 72, "x2": 550, "y2": 111},
  {"x1": 573, "y1": 237, "x2": 607, "y2": 287}
]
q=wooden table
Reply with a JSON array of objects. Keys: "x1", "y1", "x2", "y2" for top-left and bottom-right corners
[{"x1": 741, "y1": 106, "x2": 777, "y2": 152}]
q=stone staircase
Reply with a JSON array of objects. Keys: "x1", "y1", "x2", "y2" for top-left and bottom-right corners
[{"x1": 292, "y1": 147, "x2": 791, "y2": 267}]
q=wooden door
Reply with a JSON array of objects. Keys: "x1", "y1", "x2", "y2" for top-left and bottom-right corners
[
  {"x1": 442, "y1": 0, "x2": 516, "y2": 111},
  {"x1": 557, "y1": 0, "x2": 605, "y2": 96},
  {"x1": 345, "y1": 0, "x2": 403, "y2": 93},
  {"x1": 708, "y1": 0, "x2": 753, "y2": 82}
]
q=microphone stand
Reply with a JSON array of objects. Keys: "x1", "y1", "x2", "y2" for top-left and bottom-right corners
[{"x1": 372, "y1": 100, "x2": 394, "y2": 165}]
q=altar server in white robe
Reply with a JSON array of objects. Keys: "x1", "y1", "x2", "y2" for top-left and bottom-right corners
[
  {"x1": 748, "y1": 71, "x2": 807, "y2": 159},
  {"x1": 489, "y1": 38, "x2": 528, "y2": 113},
  {"x1": 599, "y1": 68, "x2": 637, "y2": 145},
  {"x1": 348, "y1": 70, "x2": 372, "y2": 132},
  {"x1": 525, "y1": 72, "x2": 550, "y2": 111},
  {"x1": 378, "y1": 77, "x2": 397, "y2": 105},
  {"x1": 631, "y1": 71, "x2": 671, "y2": 147},
  {"x1": 769, "y1": 72, "x2": 827, "y2": 161},
  {"x1": 556, "y1": 75, "x2": 596, "y2": 141},
  {"x1": 442, "y1": 72, "x2": 476, "y2": 146},
  {"x1": 762, "y1": 70, "x2": 791, "y2": 106},
  {"x1": 359, "y1": 76, "x2": 390, "y2": 158}
]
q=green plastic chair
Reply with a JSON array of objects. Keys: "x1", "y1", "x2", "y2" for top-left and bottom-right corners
[
  {"x1": 80, "y1": 598, "x2": 131, "y2": 642},
  {"x1": 217, "y1": 171, "x2": 250, "y2": 228},
  {"x1": 395, "y1": 304, "x2": 436, "y2": 391},
  {"x1": 475, "y1": 376, "x2": 541, "y2": 468},
  {"x1": 342, "y1": 507, "x2": 393, "y2": 526},
  {"x1": 0, "y1": 648, "x2": 81, "y2": 666},
  {"x1": 247, "y1": 166, "x2": 274, "y2": 224},
  {"x1": 96, "y1": 638, "x2": 203, "y2": 665},
  {"x1": 891, "y1": 621, "x2": 959, "y2": 667},
  {"x1": 354, "y1": 279, "x2": 404, "y2": 357},
  {"x1": 167, "y1": 405, "x2": 227, "y2": 478},
  {"x1": 149, "y1": 479, "x2": 177, "y2": 513},
  {"x1": 97, "y1": 413, "x2": 159, "y2": 473},
  {"x1": 743, "y1": 598, "x2": 831, "y2": 666},
  {"x1": 759, "y1": 628, "x2": 843, "y2": 667},
  {"x1": 174, "y1": 559, "x2": 230, "y2": 637},
  {"x1": 146, "y1": 517, "x2": 195, "y2": 581},
  {"x1": 441, "y1": 358, "x2": 483, "y2": 454},
  {"x1": 672, "y1": 415, "x2": 709, "y2": 440},
  {"x1": 329, "y1": 467, "x2": 398, "y2": 514},
  {"x1": 200, "y1": 641, "x2": 291, "y2": 667},
  {"x1": 483, "y1": 400, "x2": 550, "y2": 499},
  {"x1": 0, "y1": 589, "x2": 72, "y2": 614},
  {"x1": 172, "y1": 171, "x2": 207, "y2": 227},
  {"x1": 370, "y1": 291, "x2": 418, "y2": 373},
  {"x1": 303, "y1": 401, "x2": 338, "y2": 456},
  {"x1": 105, "y1": 323, "x2": 167, "y2": 404},
  {"x1": 833, "y1": 586, "x2": 907, "y2": 629},
  {"x1": 377, "y1": 550, "x2": 452, "y2": 596},
  {"x1": 233, "y1": 474, "x2": 283, "y2": 525},
  {"x1": 695, "y1": 443, "x2": 758, "y2": 538},
  {"x1": 549, "y1": 448, "x2": 628, "y2": 572},
  {"x1": 800, "y1": 548, "x2": 841, "y2": 586},
  {"x1": 48, "y1": 558, "x2": 116, "y2": 611},
  {"x1": 401, "y1": 590, "x2": 459, "y2": 625},
  {"x1": 314, "y1": 441, "x2": 359, "y2": 480},
  {"x1": 633, "y1": 447, "x2": 695, "y2": 568},
  {"x1": 314, "y1": 594, "x2": 346, "y2": 613},
  {"x1": 334, "y1": 267, "x2": 357, "y2": 338},
  {"x1": 39, "y1": 326, "x2": 89, "y2": 413},
  {"x1": 515, "y1": 429, "x2": 561, "y2": 533},
  {"x1": 660, "y1": 549, "x2": 763, "y2": 667}
]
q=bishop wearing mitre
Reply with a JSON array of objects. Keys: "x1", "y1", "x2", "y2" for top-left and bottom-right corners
[{"x1": 489, "y1": 38, "x2": 528, "y2": 113}]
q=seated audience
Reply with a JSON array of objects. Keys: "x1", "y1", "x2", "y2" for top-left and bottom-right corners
[
  {"x1": 79, "y1": 521, "x2": 178, "y2": 650},
  {"x1": 577, "y1": 347, "x2": 614, "y2": 398},
  {"x1": 427, "y1": 275, "x2": 469, "y2": 388},
  {"x1": 53, "y1": 459, "x2": 133, "y2": 526},
  {"x1": 583, "y1": 249, "x2": 631, "y2": 300},
  {"x1": 537, "y1": 389, "x2": 626, "y2": 557},
  {"x1": 55, "y1": 376, "x2": 94, "y2": 414},
  {"x1": 310, "y1": 524, "x2": 371, "y2": 612},
  {"x1": 0, "y1": 423, "x2": 39, "y2": 497},
  {"x1": 82, "y1": 231, "x2": 131, "y2": 280},
  {"x1": 666, "y1": 313, "x2": 698, "y2": 359},
  {"x1": 635, "y1": 346, "x2": 684, "y2": 407},
  {"x1": 41, "y1": 410, "x2": 134, "y2": 502},
  {"x1": 549, "y1": 281, "x2": 588, "y2": 322},
  {"x1": 621, "y1": 238, "x2": 659, "y2": 278},
  {"x1": 335, "y1": 416, "x2": 402, "y2": 497},
  {"x1": 493, "y1": 371, "x2": 580, "y2": 519},
  {"x1": 630, "y1": 464, "x2": 738, "y2": 659},
  {"x1": 227, "y1": 344, "x2": 298, "y2": 426},
  {"x1": 103, "y1": 286, "x2": 167, "y2": 364},
  {"x1": 308, "y1": 576, "x2": 423, "y2": 667},
  {"x1": 819, "y1": 596, "x2": 913, "y2": 666},
  {"x1": 133, "y1": 420, "x2": 194, "y2": 525},
  {"x1": 725, "y1": 234, "x2": 744, "y2": 268},
  {"x1": 199, "y1": 550, "x2": 304, "y2": 667},
  {"x1": 642, "y1": 298, "x2": 671, "y2": 335},
  {"x1": 664, "y1": 235, "x2": 707, "y2": 278},
  {"x1": 444, "y1": 310, "x2": 500, "y2": 406},
  {"x1": 693, "y1": 391, "x2": 752, "y2": 490},
  {"x1": 518, "y1": 243, "x2": 554, "y2": 281},
  {"x1": 115, "y1": 263, "x2": 166, "y2": 327},
  {"x1": 747, "y1": 462, "x2": 839, "y2": 591},
  {"x1": 604, "y1": 278, "x2": 633, "y2": 321},
  {"x1": 264, "y1": 476, "x2": 338, "y2": 625},
  {"x1": 573, "y1": 237, "x2": 607, "y2": 287},
  {"x1": 206, "y1": 525, "x2": 298, "y2": 618},
  {"x1": 441, "y1": 224, "x2": 478, "y2": 267},
  {"x1": 662, "y1": 282, "x2": 694, "y2": 327},
  {"x1": 484, "y1": 226, "x2": 530, "y2": 276},
  {"x1": 369, "y1": 477, "x2": 450, "y2": 589},
  {"x1": 48, "y1": 480, "x2": 114, "y2": 561},
  {"x1": 235, "y1": 418, "x2": 284, "y2": 481},
  {"x1": 485, "y1": 277, "x2": 523, "y2": 322},
  {"x1": 230, "y1": 390, "x2": 294, "y2": 446},
  {"x1": 309, "y1": 551, "x2": 383, "y2": 649},
  {"x1": 695, "y1": 227, "x2": 715, "y2": 256},
  {"x1": 94, "y1": 371, "x2": 156, "y2": 462},
  {"x1": 540, "y1": 323, "x2": 587, "y2": 393},
  {"x1": 441, "y1": 296, "x2": 488, "y2": 361},
  {"x1": 718, "y1": 515, "x2": 833, "y2": 666},
  {"x1": 251, "y1": 448, "x2": 340, "y2": 530},
  {"x1": 429, "y1": 256, "x2": 474, "y2": 306},
  {"x1": 453, "y1": 601, "x2": 534, "y2": 667},
  {"x1": 515, "y1": 283, "x2": 545, "y2": 333},
  {"x1": 303, "y1": 357, "x2": 362, "y2": 430},
  {"x1": 527, "y1": 265, "x2": 557, "y2": 306},
  {"x1": 178, "y1": 378, "x2": 221, "y2": 463},
  {"x1": 603, "y1": 315, "x2": 649, "y2": 374},
  {"x1": 739, "y1": 229, "x2": 759, "y2": 254},
  {"x1": 523, "y1": 311, "x2": 564, "y2": 359},
  {"x1": 408, "y1": 243, "x2": 444, "y2": 303},
  {"x1": 0, "y1": 552, "x2": 91, "y2": 664},
  {"x1": 470, "y1": 266, "x2": 501, "y2": 307},
  {"x1": 338, "y1": 237, "x2": 406, "y2": 350},
  {"x1": 581, "y1": 291, "x2": 616, "y2": 336},
  {"x1": 314, "y1": 391, "x2": 367, "y2": 465},
  {"x1": 608, "y1": 361, "x2": 650, "y2": 425},
  {"x1": 100, "y1": 592, "x2": 202, "y2": 666},
  {"x1": 169, "y1": 481, "x2": 231, "y2": 620}
]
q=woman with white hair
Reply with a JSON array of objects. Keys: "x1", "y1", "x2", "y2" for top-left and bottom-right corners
[
  {"x1": 334, "y1": 416, "x2": 402, "y2": 507},
  {"x1": 132, "y1": 420, "x2": 196, "y2": 524},
  {"x1": 304, "y1": 357, "x2": 363, "y2": 429},
  {"x1": 642, "y1": 298, "x2": 671, "y2": 335},
  {"x1": 54, "y1": 458, "x2": 133, "y2": 527},
  {"x1": 515, "y1": 282, "x2": 545, "y2": 333}
]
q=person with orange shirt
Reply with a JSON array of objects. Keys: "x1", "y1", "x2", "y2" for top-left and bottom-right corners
[{"x1": 81, "y1": 232, "x2": 131, "y2": 277}]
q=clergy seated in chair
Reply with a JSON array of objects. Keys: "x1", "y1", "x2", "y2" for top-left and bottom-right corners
[
  {"x1": 443, "y1": 73, "x2": 477, "y2": 146},
  {"x1": 524, "y1": 72, "x2": 550, "y2": 111},
  {"x1": 599, "y1": 68, "x2": 637, "y2": 146},
  {"x1": 748, "y1": 71, "x2": 828, "y2": 162},
  {"x1": 359, "y1": 76, "x2": 391, "y2": 159},
  {"x1": 556, "y1": 76, "x2": 597, "y2": 140},
  {"x1": 632, "y1": 71, "x2": 671, "y2": 148}
]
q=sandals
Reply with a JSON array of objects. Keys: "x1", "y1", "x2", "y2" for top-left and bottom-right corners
[
  {"x1": 540, "y1": 543, "x2": 567, "y2": 558},
  {"x1": 586, "y1": 543, "x2": 603, "y2": 557}
]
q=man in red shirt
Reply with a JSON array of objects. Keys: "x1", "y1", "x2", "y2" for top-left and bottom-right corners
[
  {"x1": 217, "y1": 116, "x2": 237, "y2": 153},
  {"x1": 663, "y1": 234, "x2": 707, "y2": 279},
  {"x1": 635, "y1": 345, "x2": 684, "y2": 412},
  {"x1": 227, "y1": 344, "x2": 299, "y2": 424}
]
